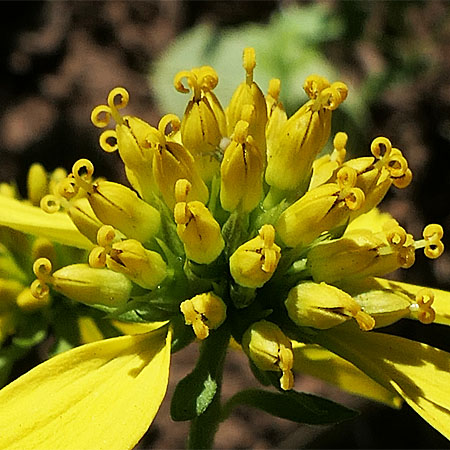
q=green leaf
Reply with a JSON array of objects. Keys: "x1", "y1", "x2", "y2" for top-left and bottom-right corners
[
  {"x1": 171, "y1": 325, "x2": 229, "y2": 421},
  {"x1": 222, "y1": 389, "x2": 358, "y2": 425}
]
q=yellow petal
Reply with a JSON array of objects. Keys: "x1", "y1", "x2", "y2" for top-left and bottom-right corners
[
  {"x1": 318, "y1": 324, "x2": 450, "y2": 439},
  {"x1": 346, "y1": 207, "x2": 394, "y2": 233},
  {"x1": 0, "y1": 196, "x2": 92, "y2": 249},
  {"x1": 292, "y1": 342, "x2": 402, "y2": 408},
  {"x1": 112, "y1": 319, "x2": 169, "y2": 335},
  {"x1": 0, "y1": 327, "x2": 172, "y2": 450}
]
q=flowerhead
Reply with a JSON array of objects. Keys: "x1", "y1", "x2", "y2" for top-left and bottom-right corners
[{"x1": 0, "y1": 47, "x2": 450, "y2": 449}]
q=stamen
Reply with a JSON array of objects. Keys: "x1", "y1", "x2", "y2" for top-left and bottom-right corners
[
  {"x1": 173, "y1": 71, "x2": 201, "y2": 101},
  {"x1": 331, "y1": 81, "x2": 348, "y2": 104},
  {"x1": 268, "y1": 78, "x2": 281, "y2": 101},
  {"x1": 258, "y1": 225, "x2": 280, "y2": 274},
  {"x1": 414, "y1": 288, "x2": 436, "y2": 324},
  {"x1": 91, "y1": 105, "x2": 112, "y2": 129},
  {"x1": 392, "y1": 168, "x2": 413, "y2": 188},
  {"x1": 106, "y1": 87, "x2": 129, "y2": 124},
  {"x1": 337, "y1": 166, "x2": 357, "y2": 189},
  {"x1": 333, "y1": 131, "x2": 348, "y2": 152},
  {"x1": 423, "y1": 224, "x2": 445, "y2": 259},
  {"x1": 192, "y1": 66, "x2": 219, "y2": 91},
  {"x1": 99, "y1": 130, "x2": 118, "y2": 153},
  {"x1": 57, "y1": 176, "x2": 79, "y2": 200},
  {"x1": 30, "y1": 279, "x2": 50, "y2": 300},
  {"x1": 72, "y1": 159, "x2": 95, "y2": 193},
  {"x1": 303, "y1": 75, "x2": 330, "y2": 100},
  {"x1": 386, "y1": 225, "x2": 407, "y2": 248},
  {"x1": 354, "y1": 310, "x2": 376, "y2": 331},
  {"x1": 33, "y1": 257, "x2": 53, "y2": 280},
  {"x1": 40, "y1": 195, "x2": 61, "y2": 214},
  {"x1": 158, "y1": 114, "x2": 181, "y2": 137},
  {"x1": 174, "y1": 179, "x2": 191, "y2": 203},
  {"x1": 259, "y1": 224, "x2": 275, "y2": 247},
  {"x1": 233, "y1": 120, "x2": 249, "y2": 144},
  {"x1": 386, "y1": 148, "x2": 408, "y2": 178},
  {"x1": 243, "y1": 47, "x2": 256, "y2": 85},
  {"x1": 97, "y1": 225, "x2": 116, "y2": 248},
  {"x1": 344, "y1": 188, "x2": 365, "y2": 210},
  {"x1": 371, "y1": 136, "x2": 392, "y2": 159},
  {"x1": 278, "y1": 346, "x2": 294, "y2": 391},
  {"x1": 88, "y1": 246, "x2": 107, "y2": 268}
]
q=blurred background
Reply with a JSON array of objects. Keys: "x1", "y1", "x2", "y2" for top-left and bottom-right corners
[{"x1": 1, "y1": 1, "x2": 450, "y2": 448}]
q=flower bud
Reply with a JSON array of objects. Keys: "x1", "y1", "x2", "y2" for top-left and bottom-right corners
[
  {"x1": 52, "y1": 264, "x2": 133, "y2": 308},
  {"x1": 285, "y1": 281, "x2": 375, "y2": 331},
  {"x1": 152, "y1": 139, "x2": 209, "y2": 209},
  {"x1": 91, "y1": 88, "x2": 158, "y2": 202},
  {"x1": 27, "y1": 163, "x2": 48, "y2": 206},
  {"x1": 276, "y1": 167, "x2": 364, "y2": 248},
  {"x1": 89, "y1": 181, "x2": 160, "y2": 243},
  {"x1": 67, "y1": 197, "x2": 104, "y2": 244},
  {"x1": 226, "y1": 48, "x2": 267, "y2": 155},
  {"x1": 174, "y1": 180, "x2": 224, "y2": 264},
  {"x1": 242, "y1": 320, "x2": 294, "y2": 391},
  {"x1": 266, "y1": 79, "x2": 287, "y2": 164},
  {"x1": 220, "y1": 120, "x2": 264, "y2": 213},
  {"x1": 265, "y1": 76, "x2": 347, "y2": 193},
  {"x1": 31, "y1": 237, "x2": 56, "y2": 264},
  {"x1": 229, "y1": 225, "x2": 281, "y2": 288},
  {"x1": 106, "y1": 239, "x2": 167, "y2": 290},
  {"x1": 180, "y1": 291, "x2": 227, "y2": 340},
  {"x1": 71, "y1": 159, "x2": 161, "y2": 243},
  {"x1": 179, "y1": 90, "x2": 222, "y2": 155}
]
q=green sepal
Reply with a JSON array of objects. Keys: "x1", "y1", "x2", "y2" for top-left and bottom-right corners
[
  {"x1": 221, "y1": 211, "x2": 249, "y2": 258},
  {"x1": 0, "y1": 344, "x2": 29, "y2": 388},
  {"x1": 221, "y1": 388, "x2": 358, "y2": 424},
  {"x1": 48, "y1": 300, "x2": 81, "y2": 356},
  {"x1": 152, "y1": 196, "x2": 184, "y2": 257},
  {"x1": 171, "y1": 324, "x2": 229, "y2": 421},
  {"x1": 11, "y1": 313, "x2": 47, "y2": 349}
]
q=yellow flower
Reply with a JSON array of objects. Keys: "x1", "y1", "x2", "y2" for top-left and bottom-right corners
[{"x1": 0, "y1": 46, "x2": 450, "y2": 449}]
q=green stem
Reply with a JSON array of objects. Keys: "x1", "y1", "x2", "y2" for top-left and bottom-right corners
[{"x1": 187, "y1": 324, "x2": 230, "y2": 449}]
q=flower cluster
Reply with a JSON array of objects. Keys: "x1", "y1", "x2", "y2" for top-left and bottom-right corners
[{"x1": 1, "y1": 47, "x2": 450, "y2": 449}]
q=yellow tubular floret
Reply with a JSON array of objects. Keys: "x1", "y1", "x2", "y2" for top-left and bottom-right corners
[
  {"x1": 226, "y1": 47, "x2": 267, "y2": 155},
  {"x1": 285, "y1": 281, "x2": 375, "y2": 331},
  {"x1": 180, "y1": 292, "x2": 227, "y2": 340},
  {"x1": 276, "y1": 167, "x2": 364, "y2": 248},
  {"x1": 265, "y1": 77, "x2": 348, "y2": 193},
  {"x1": 70, "y1": 159, "x2": 160, "y2": 243},
  {"x1": 242, "y1": 320, "x2": 294, "y2": 391},
  {"x1": 220, "y1": 120, "x2": 264, "y2": 213},
  {"x1": 174, "y1": 180, "x2": 224, "y2": 265},
  {"x1": 89, "y1": 225, "x2": 167, "y2": 290},
  {"x1": 229, "y1": 225, "x2": 281, "y2": 288}
]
